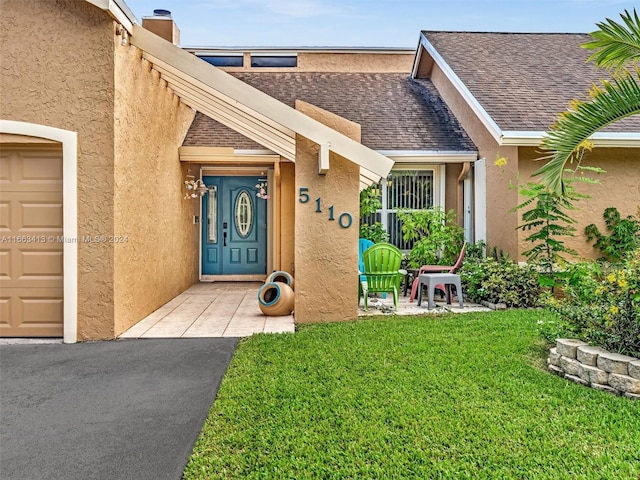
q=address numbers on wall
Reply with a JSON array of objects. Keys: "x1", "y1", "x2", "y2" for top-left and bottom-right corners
[{"x1": 298, "y1": 187, "x2": 353, "y2": 228}]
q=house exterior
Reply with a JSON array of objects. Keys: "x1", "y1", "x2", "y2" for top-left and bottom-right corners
[
  {"x1": 1, "y1": 1, "x2": 638, "y2": 342},
  {"x1": 0, "y1": 0, "x2": 415, "y2": 342},
  {"x1": 412, "y1": 31, "x2": 640, "y2": 260}
]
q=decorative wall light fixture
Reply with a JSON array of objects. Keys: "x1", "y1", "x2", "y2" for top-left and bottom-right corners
[
  {"x1": 184, "y1": 174, "x2": 207, "y2": 199},
  {"x1": 117, "y1": 24, "x2": 129, "y2": 46},
  {"x1": 255, "y1": 178, "x2": 269, "y2": 200}
]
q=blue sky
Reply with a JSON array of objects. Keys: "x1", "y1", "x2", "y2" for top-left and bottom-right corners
[{"x1": 123, "y1": 0, "x2": 638, "y2": 47}]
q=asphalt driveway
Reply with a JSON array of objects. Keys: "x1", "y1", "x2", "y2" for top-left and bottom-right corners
[{"x1": 0, "y1": 338, "x2": 238, "y2": 480}]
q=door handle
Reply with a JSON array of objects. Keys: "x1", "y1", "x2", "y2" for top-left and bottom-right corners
[{"x1": 223, "y1": 231, "x2": 227, "y2": 246}]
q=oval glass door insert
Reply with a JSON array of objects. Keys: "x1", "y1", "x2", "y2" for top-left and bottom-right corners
[{"x1": 235, "y1": 190, "x2": 253, "y2": 238}]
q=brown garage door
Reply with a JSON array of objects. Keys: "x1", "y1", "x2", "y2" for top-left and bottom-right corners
[{"x1": 0, "y1": 144, "x2": 64, "y2": 337}]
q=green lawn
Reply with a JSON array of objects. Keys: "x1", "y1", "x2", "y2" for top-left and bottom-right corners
[{"x1": 184, "y1": 311, "x2": 640, "y2": 479}]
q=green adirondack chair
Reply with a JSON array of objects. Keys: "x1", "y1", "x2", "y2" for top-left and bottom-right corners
[{"x1": 359, "y1": 243, "x2": 404, "y2": 311}]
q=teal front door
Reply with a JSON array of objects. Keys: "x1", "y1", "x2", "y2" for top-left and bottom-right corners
[{"x1": 201, "y1": 176, "x2": 267, "y2": 275}]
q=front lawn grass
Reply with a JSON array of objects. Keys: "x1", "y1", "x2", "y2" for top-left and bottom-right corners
[{"x1": 184, "y1": 311, "x2": 640, "y2": 479}]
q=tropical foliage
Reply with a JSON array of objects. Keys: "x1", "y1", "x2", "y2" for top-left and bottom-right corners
[
  {"x1": 359, "y1": 185, "x2": 388, "y2": 243},
  {"x1": 397, "y1": 207, "x2": 464, "y2": 268},
  {"x1": 535, "y1": 9, "x2": 640, "y2": 195},
  {"x1": 460, "y1": 257, "x2": 541, "y2": 308},
  {"x1": 511, "y1": 181, "x2": 583, "y2": 285},
  {"x1": 585, "y1": 207, "x2": 640, "y2": 262},
  {"x1": 542, "y1": 252, "x2": 640, "y2": 357}
]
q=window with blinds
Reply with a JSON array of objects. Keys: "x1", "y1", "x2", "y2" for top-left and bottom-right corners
[{"x1": 361, "y1": 170, "x2": 435, "y2": 251}]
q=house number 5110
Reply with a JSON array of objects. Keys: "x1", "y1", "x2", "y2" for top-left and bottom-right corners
[{"x1": 298, "y1": 187, "x2": 353, "y2": 229}]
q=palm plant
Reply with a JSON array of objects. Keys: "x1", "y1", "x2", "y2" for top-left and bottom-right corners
[{"x1": 535, "y1": 9, "x2": 640, "y2": 195}]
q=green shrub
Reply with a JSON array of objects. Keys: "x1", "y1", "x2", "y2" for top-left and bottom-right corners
[
  {"x1": 512, "y1": 182, "x2": 579, "y2": 268},
  {"x1": 397, "y1": 207, "x2": 464, "y2": 268},
  {"x1": 358, "y1": 223, "x2": 388, "y2": 243},
  {"x1": 459, "y1": 257, "x2": 541, "y2": 308},
  {"x1": 543, "y1": 252, "x2": 640, "y2": 357},
  {"x1": 359, "y1": 185, "x2": 388, "y2": 243},
  {"x1": 585, "y1": 207, "x2": 640, "y2": 263}
]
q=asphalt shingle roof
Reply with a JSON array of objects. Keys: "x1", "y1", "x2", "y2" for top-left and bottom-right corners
[
  {"x1": 183, "y1": 72, "x2": 476, "y2": 152},
  {"x1": 422, "y1": 31, "x2": 640, "y2": 132}
]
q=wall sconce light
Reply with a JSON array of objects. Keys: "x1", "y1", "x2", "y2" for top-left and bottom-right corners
[
  {"x1": 118, "y1": 25, "x2": 129, "y2": 46},
  {"x1": 184, "y1": 175, "x2": 207, "y2": 199}
]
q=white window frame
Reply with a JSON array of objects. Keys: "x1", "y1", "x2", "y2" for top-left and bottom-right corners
[{"x1": 378, "y1": 165, "x2": 445, "y2": 234}]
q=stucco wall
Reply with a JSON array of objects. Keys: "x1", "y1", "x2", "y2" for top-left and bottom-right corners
[
  {"x1": 294, "y1": 101, "x2": 360, "y2": 323},
  {"x1": 113, "y1": 44, "x2": 197, "y2": 335},
  {"x1": 0, "y1": 0, "x2": 117, "y2": 339},
  {"x1": 518, "y1": 147, "x2": 640, "y2": 260},
  {"x1": 279, "y1": 162, "x2": 296, "y2": 274},
  {"x1": 298, "y1": 52, "x2": 414, "y2": 73},
  {"x1": 429, "y1": 63, "x2": 520, "y2": 257}
]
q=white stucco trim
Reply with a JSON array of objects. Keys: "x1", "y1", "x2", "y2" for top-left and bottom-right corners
[
  {"x1": 413, "y1": 34, "x2": 503, "y2": 144},
  {"x1": 473, "y1": 158, "x2": 487, "y2": 246},
  {"x1": 0, "y1": 120, "x2": 78, "y2": 344},
  {"x1": 501, "y1": 130, "x2": 640, "y2": 147}
]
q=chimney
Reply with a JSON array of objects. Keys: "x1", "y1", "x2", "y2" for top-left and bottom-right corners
[{"x1": 142, "y1": 9, "x2": 180, "y2": 45}]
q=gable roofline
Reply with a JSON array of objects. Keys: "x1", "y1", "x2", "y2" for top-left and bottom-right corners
[
  {"x1": 413, "y1": 32, "x2": 640, "y2": 148},
  {"x1": 411, "y1": 32, "x2": 503, "y2": 144},
  {"x1": 130, "y1": 24, "x2": 393, "y2": 187}
]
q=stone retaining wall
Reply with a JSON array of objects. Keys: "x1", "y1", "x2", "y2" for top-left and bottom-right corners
[{"x1": 548, "y1": 339, "x2": 640, "y2": 400}]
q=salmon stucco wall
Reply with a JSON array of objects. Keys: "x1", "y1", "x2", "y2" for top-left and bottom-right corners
[
  {"x1": 294, "y1": 101, "x2": 361, "y2": 323},
  {"x1": 1, "y1": 0, "x2": 117, "y2": 339},
  {"x1": 113, "y1": 44, "x2": 197, "y2": 335},
  {"x1": 279, "y1": 162, "x2": 296, "y2": 274},
  {"x1": 518, "y1": 147, "x2": 640, "y2": 260},
  {"x1": 428, "y1": 61, "x2": 520, "y2": 257}
]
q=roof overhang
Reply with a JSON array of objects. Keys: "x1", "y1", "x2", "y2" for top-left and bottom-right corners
[
  {"x1": 179, "y1": 146, "x2": 280, "y2": 164},
  {"x1": 413, "y1": 32, "x2": 640, "y2": 150},
  {"x1": 129, "y1": 25, "x2": 394, "y2": 188},
  {"x1": 85, "y1": 0, "x2": 136, "y2": 32},
  {"x1": 501, "y1": 131, "x2": 640, "y2": 147},
  {"x1": 378, "y1": 150, "x2": 478, "y2": 164}
]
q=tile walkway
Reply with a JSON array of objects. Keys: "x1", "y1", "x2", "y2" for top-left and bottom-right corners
[
  {"x1": 119, "y1": 282, "x2": 295, "y2": 339},
  {"x1": 119, "y1": 281, "x2": 492, "y2": 340}
]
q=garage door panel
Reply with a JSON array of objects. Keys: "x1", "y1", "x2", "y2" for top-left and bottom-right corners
[
  {"x1": 0, "y1": 296, "x2": 9, "y2": 325},
  {"x1": 0, "y1": 148, "x2": 62, "y2": 192},
  {"x1": 16, "y1": 250, "x2": 63, "y2": 286},
  {"x1": 0, "y1": 193, "x2": 64, "y2": 234},
  {"x1": 21, "y1": 200, "x2": 63, "y2": 231},
  {"x1": 0, "y1": 201, "x2": 9, "y2": 232},
  {"x1": 1, "y1": 145, "x2": 63, "y2": 337},
  {"x1": 20, "y1": 154, "x2": 63, "y2": 184},
  {"x1": 0, "y1": 152, "x2": 12, "y2": 185},
  {"x1": 0, "y1": 288, "x2": 63, "y2": 337}
]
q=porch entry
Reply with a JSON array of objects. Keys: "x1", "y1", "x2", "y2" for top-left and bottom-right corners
[{"x1": 201, "y1": 176, "x2": 267, "y2": 275}]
